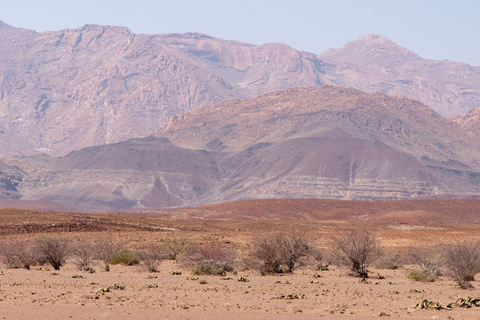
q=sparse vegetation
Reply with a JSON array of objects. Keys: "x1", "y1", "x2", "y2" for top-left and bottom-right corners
[
  {"x1": 139, "y1": 246, "x2": 164, "y2": 272},
  {"x1": 94, "y1": 235, "x2": 124, "y2": 272},
  {"x1": 373, "y1": 252, "x2": 403, "y2": 270},
  {"x1": 0, "y1": 240, "x2": 37, "y2": 270},
  {"x1": 34, "y1": 235, "x2": 69, "y2": 270},
  {"x1": 250, "y1": 231, "x2": 315, "y2": 275},
  {"x1": 332, "y1": 229, "x2": 378, "y2": 278},
  {"x1": 163, "y1": 234, "x2": 190, "y2": 263},
  {"x1": 71, "y1": 241, "x2": 96, "y2": 273},
  {"x1": 184, "y1": 242, "x2": 236, "y2": 276},
  {"x1": 110, "y1": 249, "x2": 141, "y2": 266},
  {"x1": 442, "y1": 240, "x2": 480, "y2": 288},
  {"x1": 408, "y1": 248, "x2": 442, "y2": 282}
]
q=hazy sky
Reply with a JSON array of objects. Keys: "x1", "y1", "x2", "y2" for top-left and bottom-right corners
[{"x1": 1, "y1": 0, "x2": 479, "y2": 66}]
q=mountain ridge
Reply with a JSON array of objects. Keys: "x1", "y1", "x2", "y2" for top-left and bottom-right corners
[{"x1": 1, "y1": 21, "x2": 480, "y2": 157}]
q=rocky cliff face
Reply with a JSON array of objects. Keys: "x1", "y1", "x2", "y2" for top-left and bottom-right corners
[
  {"x1": 2, "y1": 22, "x2": 480, "y2": 157},
  {"x1": 20, "y1": 87, "x2": 480, "y2": 210},
  {"x1": 0, "y1": 160, "x2": 24, "y2": 199}
]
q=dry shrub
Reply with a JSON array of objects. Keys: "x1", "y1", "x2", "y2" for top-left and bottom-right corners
[
  {"x1": 408, "y1": 247, "x2": 442, "y2": 282},
  {"x1": 373, "y1": 251, "x2": 403, "y2": 270},
  {"x1": 163, "y1": 234, "x2": 190, "y2": 263},
  {"x1": 250, "y1": 230, "x2": 315, "y2": 275},
  {"x1": 94, "y1": 235, "x2": 124, "y2": 271},
  {"x1": 72, "y1": 241, "x2": 96, "y2": 273},
  {"x1": 0, "y1": 239, "x2": 37, "y2": 270},
  {"x1": 139, "y1": 246, "x2": 164, "y2": 272},
  {"x1": 443, "y1": 240, "x2": 480, "y2": 289},
  {"x1": 183, "y1": 242, "x2": 236, "y2": 276},
  {"x1": 332, "y1": 229, "x2": 378, "y2": 278},
  {"x1": 34, "y1": 235, "x2": 69, "y2": 270}
]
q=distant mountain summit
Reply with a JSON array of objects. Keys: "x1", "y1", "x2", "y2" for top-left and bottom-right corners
[
  {"x1": 319, "y1": 33, "x2": 480, "y2": 117},
  {"x1": 1, "y1": 22, "x2": 480, "y2": 157}
]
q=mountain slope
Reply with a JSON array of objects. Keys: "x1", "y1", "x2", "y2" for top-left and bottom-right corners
[{"x1": 19, "y1": 86, "x2": 480, "y2": 210}]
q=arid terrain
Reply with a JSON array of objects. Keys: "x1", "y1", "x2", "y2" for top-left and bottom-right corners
[{"x1": 1, "y1": 199, "x2": 480, "y2": 319}]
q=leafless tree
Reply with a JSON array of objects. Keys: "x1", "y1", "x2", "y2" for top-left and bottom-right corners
[{"x1": 332, "y1": 229, "x2": 378, "y2": 278}]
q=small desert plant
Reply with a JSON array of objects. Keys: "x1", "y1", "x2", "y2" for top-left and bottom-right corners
[
  {"x1": 373, "y1": 252, "x2": 403, "y2": 270},
  {"x1": 408, "y1": 248, "x2": 443, "y2": 282},
  {"x1": 94, "y1": 235, "x2": 124, "y2": 271},
  {"x1": 110, "y1": 249, "x2": 141, "y2": 266},
  {"x1": 139, "y1": 246, "x2": 164, "y2": 272},
  {"x1": 163, "y1": 234, "x2": 190, "y2": 263},
  {"x1": 250, "y1": 230, "x2": 315, "y2": 275},
  {"x1": 407, "y1": 269, "x2": 434, "y2": 282},
  {"x1": 443, "y1": 240, "x2": 480, "y2": 289},
  {"x1": 34, "y1": 235, "x2": 69, "y2": 270},
  {"x1": 188, "y1": 260, "x2": 233, "y2": 275},
  {"x1": 0, "y1": 239, "x2": 37, "y2": 270},
  {"x1": 71, "y1": 241, "x2": 96, "y2": 272},
  {"x1": 332, "y1": 229, "x2": 378, "y2": 278},
  {"x1": 184, "y1": 242, "x2": 236, "y2": 276}
]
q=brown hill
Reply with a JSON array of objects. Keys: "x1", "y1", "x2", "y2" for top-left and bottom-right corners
[
  {"x1": 1, "y1": 21, "x2": 480, "y2": 157},
  {"x1": 19, "y1": 86, "x2": 480, "y2": 210},
  {"x1": 150, "y1": 198, "x2": 480, "y2": 224}
]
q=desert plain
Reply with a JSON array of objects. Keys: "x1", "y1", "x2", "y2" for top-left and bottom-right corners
[{"x1": 0, "y1": 199, "x2": 480, "y2": 319}]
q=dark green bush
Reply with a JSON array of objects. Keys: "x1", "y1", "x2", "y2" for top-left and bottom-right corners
[
  {"x1": 188, "y1": 260, "x2": 234, "y2": 276},
  {"x1": 110, "y1": 249, "x2": 140, "y2": 266}
]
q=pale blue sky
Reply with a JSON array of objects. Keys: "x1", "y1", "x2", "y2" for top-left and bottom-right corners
[{"x1": 1, "y1": 0, "x2": 479, "y2": 66}]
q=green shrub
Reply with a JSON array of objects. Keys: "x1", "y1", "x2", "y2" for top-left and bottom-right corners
[
  {"x1": 407, "y1": 269, "x2": 435, "y2": 282},
  {"x1": 188, "y1": 260, "x2": 234, "y2": 276},
  {"x1": 110, "y1": 249, "x2": 140, "y2": 266},
  {"x1": 373, "y1": 253, "x2": 403, "y2": 270}
]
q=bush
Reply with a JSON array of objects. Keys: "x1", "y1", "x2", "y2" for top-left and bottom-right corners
[
  {"x1": 34, "y1": 236, "x2": 69, "y2": 270},
  {"x1": 188, "y1": 260, "x2": 234, "y2": 276},
  {"x1": 183, "y1": 242, "x2": 236, "y2": 276},
  {"x1": 0, "y1": 240, "x2": 37, "y2": 270},
  {"x1": 250, "y1": 231, "x2": 315, "y2": 275},
  {"x1": 407, "y1": 269, "x2": 435, "y2": 282},
  {"x1": 139, "y1": 246, "x2": 164, "y2": 272},
  {"x1": 163, "y1": 234, "x2": 190, "y2": 263},
  {"x1": 443, "y1": 240, "x2": 480, "y2": 289},
  {"x1": 94, "y1": 235, "x2": 124, "y2": 271},
  {"x1": 408, "y1": 249, "x2": 442, "y2": 282},
  {"x1": 110, "y1": 249, "x2": 141, "y2": 266},
  {"x1": 71, "y1": 241, "x2": 96, "y2": 272},
  {"x1": 332, "y1": 229, "x2": 378, "y2": 278},
  {"x1": 373, "y1": 252, "x2": 403, "y2": 270}
]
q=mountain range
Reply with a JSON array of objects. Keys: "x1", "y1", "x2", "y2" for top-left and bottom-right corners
[
  {"x1": 1, "y1": 21, "x2": 480, "y2": 158},
  {"x1": 2, "y1": 21, "x2": 480, "y2": 210}
]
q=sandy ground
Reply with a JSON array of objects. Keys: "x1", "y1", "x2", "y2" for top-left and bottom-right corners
[
  {"x1": 1, "y1": 260, "x2": 480, "y2": 320},
  {"x1": 1, "y1": 205, "x2": 480, "y2": 319}
]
